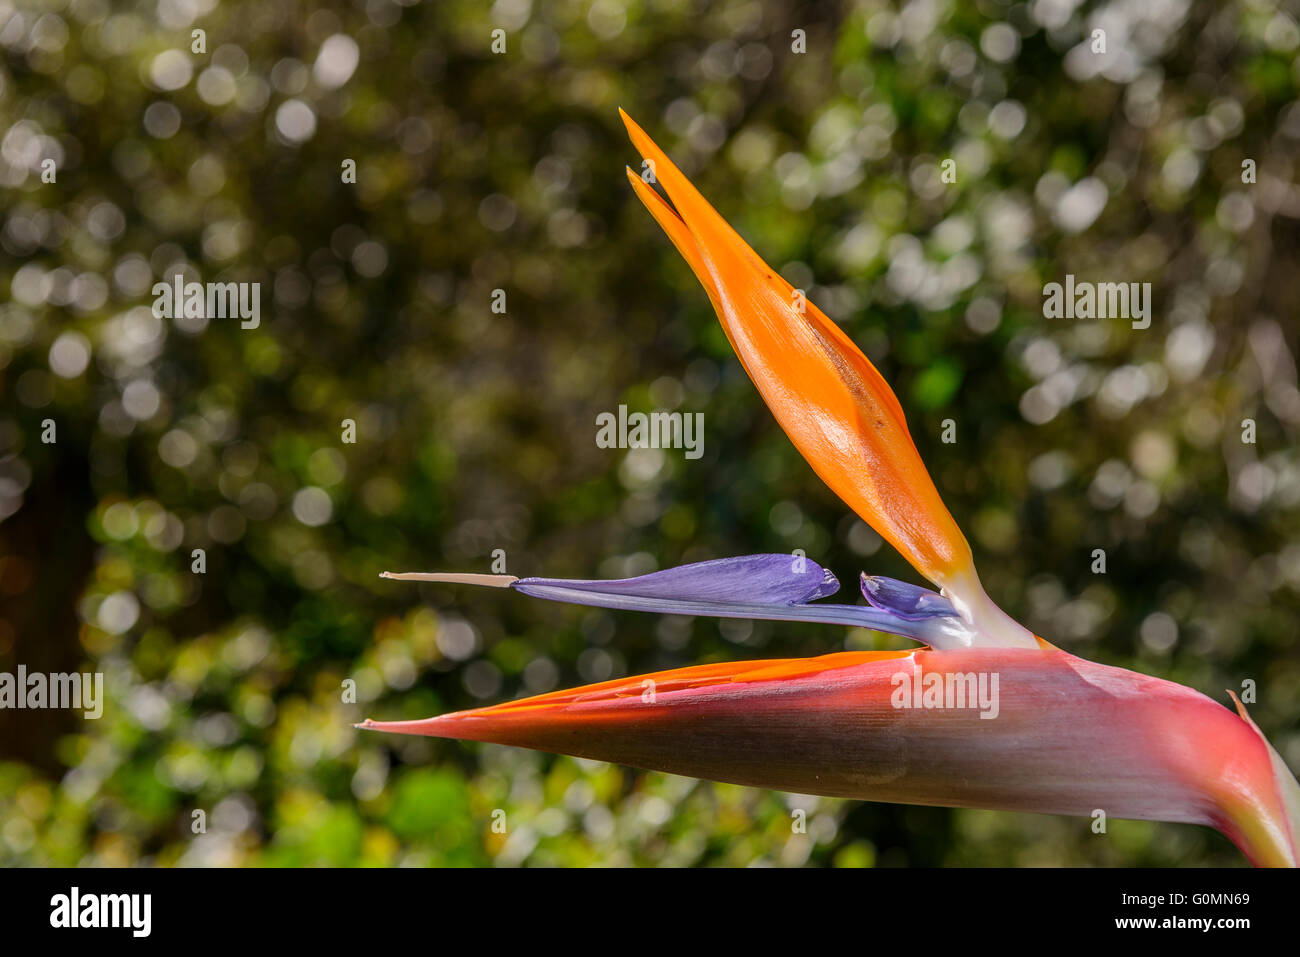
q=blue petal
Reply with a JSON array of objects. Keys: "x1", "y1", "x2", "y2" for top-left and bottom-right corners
[
  {"x1": 515, "y1": 553, "x2": 838, "y2": 605},
  {"x1": 511, "y1": 555, "x2": 983, "y2": 647},
  {"x1": 384, "y1": 555, "x2": 983, "y2": 649},
  {"x1": 860, "y1": 574, "x2": 961, "y2": 620}
]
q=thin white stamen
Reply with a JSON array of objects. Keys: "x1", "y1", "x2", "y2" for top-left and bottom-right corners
[{"x1": 380, "y1": 572, "x2": 519, "y2": 587}]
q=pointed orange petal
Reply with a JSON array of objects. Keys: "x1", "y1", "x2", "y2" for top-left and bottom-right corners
[{"x1": 620, "y1": 110, "x2": 1031, "y2": 647}]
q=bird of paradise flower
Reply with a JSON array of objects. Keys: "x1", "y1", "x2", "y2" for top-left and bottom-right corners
[{"x1": 361, "y1": 110, "x2": 1300, "y2": 867}]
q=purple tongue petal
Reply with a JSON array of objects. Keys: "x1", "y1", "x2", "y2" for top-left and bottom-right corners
[
  {"x1": 516, "y1": 553, "x2": 838, "y2": 605},
  {"x1": 381, "y1": 555, "x2": 986, "y2": 648},
  {"x1": 860, "y1": 574, "x2": 960, "y2": 620}
]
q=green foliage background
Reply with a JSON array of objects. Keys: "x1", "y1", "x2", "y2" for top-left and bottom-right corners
[{"x1": 2, "y1": 0, "x2": 1300, "y2": 866}]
